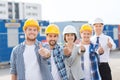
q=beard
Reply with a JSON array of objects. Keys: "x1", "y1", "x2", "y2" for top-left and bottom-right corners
[
  {"x1": 26, "y1": 36, "x2": 36, "y2": 41},
  {"x1": 49, "y1": 40, "x2": 57, "y2": 46}
]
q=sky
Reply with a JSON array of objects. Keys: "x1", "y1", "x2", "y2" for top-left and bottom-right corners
[{"x1": 5, "y1": 0, "x2": 120, "y2": 24}]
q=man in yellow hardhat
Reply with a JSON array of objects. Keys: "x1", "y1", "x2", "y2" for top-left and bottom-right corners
[
  {"x1": 38, "y1": 24, "x2": 68, "y2": 80},
  {"x1": 80, "y1": 24, "x2": 101, "y2": 80},
  {"x1": 10, "y1": 18, "x2": 53, "y2": 80}
]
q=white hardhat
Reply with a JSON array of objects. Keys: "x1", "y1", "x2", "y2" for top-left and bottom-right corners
[
  {"x1": 63, "y1": 25, "x2": 77, "y2": 36},
  {"x1": 92, "y1": 18, "x2": 104, "y2": 25}
]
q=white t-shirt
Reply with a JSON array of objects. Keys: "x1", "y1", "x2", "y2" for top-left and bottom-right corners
[
  {"x1": 83, "y1": 45, "x2": 91, "y2": 80},
  {"x1": 51, "y1": 50, "x2": 61, "y2": 80},
  {"x1": 23, "y1": 45, "x2": 42, "y2": 80}
]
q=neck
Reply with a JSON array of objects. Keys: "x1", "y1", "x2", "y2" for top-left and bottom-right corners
[
  {"x1": 67, "y1": 42, "x2": 74, "y2": 47},
  {"x1": 96, "y1": 32, "x2": 102, "y2": 36},
  {"x1": 25, "y1": 40, "x2": 35, "y2": 45},
  {"x1": 50, "y1": 45, "x2": 55, "y2": 50},
  {"x1": 81, "y1": 40, "x2": 90, "y2": 45}
]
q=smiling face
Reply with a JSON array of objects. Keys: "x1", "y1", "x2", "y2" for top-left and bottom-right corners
[
  {"x1": 24, "y1": 26, "x2": 39, "y2": 41},
  {"x1": 46, "y1": 33, "x2": 59, "y2": 46},
  {"x1": 80, "y1": 31, "x2": 92, "y2": 43},
  {"x1": 64, "y1": 33, "x2": 76, "y2": 43},
  {"x1": 93, "y1": 23, "x2": 104, "y2": 35}
]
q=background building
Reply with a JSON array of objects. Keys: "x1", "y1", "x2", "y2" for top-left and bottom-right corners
[{"x1": 0, "y1": 1, "x2": 41, "y2": 20}]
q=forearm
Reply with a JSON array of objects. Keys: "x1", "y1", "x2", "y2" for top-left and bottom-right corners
[{"x1": 11, "y1": 74, "x2": 17, "y2": 80}]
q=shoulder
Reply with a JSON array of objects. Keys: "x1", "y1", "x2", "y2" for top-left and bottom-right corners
[
  {"x1": 74, "y1": 44, "x2": 80, "y2": 50},
  {"x1": 102, "y1": 34, "x2": 113, "y2": 40},
  {"x1": 90, "y1": 35, "x2": 96, "y2": 40},
  {"x1": 12, "y1": 42, "x2": 25, "y2": 54},
  {"x1": 56, "y1": 44, "x2": 63, "y2": 49}
]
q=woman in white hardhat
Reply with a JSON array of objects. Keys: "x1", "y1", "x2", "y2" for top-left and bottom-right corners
[
  {"x1": 63, "y1": 25, "x2": 85, "y2": 80},
  {"x1": 63, "y1": 25, "x2": 77, "y2": 42}
]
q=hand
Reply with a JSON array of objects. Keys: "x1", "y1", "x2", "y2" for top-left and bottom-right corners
[
  {"x1": 38, "y1": 43, "x2": 51, "y2": 58},
  {"x1": 107, "y1": 38, "x2": 112, "y2": 49},
  {"x1": 98, "y1": 44, "x2": 104, "y2": 55},
  {"x1": 63, "y1": 44, "x2": 71, "y2": 56},
  {"x1": 80, "y1": 43, "x2": 85, "y2": 53}
]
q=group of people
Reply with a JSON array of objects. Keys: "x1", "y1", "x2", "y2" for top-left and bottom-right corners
[{"x1": 10, "y1": 18, "x2": 116, "y2": 80}]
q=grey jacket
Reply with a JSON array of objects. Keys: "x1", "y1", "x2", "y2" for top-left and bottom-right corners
[
  {"x1": 64, "y1": 45, "x2": 84, "y2": 80},
  {"x1": 10, "y1": 40, "x2": 53, "y2": 80}
]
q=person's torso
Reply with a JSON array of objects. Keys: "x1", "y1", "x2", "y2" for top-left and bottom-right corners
[
  {"x1": 64, "y1": 45, "x2": 84, "y2": 80},
  {"x1": 83, "y1": 45, "x2": 92, "y2": 80},
  {"x1": 91, "y1": 34, "x2": 112, "y2": 62},
  {"x1": 51, "y1": 50, "x2": 62, "y2": 80},
  {"x1": 23, "y1": 45, "x2": 42, "y2": 80}
]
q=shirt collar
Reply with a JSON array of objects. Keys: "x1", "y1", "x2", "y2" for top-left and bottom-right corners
[
  {"x1": 21, "y1": 39, "x2": 39, "y2": 47},
  {"x1": 95, "y1": 33, "x2": 104, "y2": 38}
]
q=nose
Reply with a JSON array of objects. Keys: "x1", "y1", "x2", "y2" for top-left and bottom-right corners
[
  {"x1": 51, "y1": 37, "x2": 55, "y2": 40},
  {"x1": 31, "y1": 29, "x2": 36, "y2": 33}
]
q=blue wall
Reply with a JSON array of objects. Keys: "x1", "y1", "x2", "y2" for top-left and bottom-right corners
[
  {"x1": 0, "y1": 19, "x2": 49, "y2": 62},
  {"x1": 103, "y1": 25, "x2": 119, "y2": 48}
]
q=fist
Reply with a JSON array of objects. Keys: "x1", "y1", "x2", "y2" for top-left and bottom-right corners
[
  {"x1": 107, "y1": 38, "x2": 112, "y2": 49},
  {"x1": 98, "y1": 44, "x2": 104, "y2": 55},
  {"x1": 63, "y1": 44, "x2": 71, "y2": 56},
  {"x1": 38, "y1": 43, "x2": 51, "y2": 58},
  {"x1": 80, "y1": 45, "x2": 86, "y2": 53}
]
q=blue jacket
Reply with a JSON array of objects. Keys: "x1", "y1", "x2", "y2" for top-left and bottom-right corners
[{"x1": 10, "y1": 40, "x2": 53, "y2": 80}]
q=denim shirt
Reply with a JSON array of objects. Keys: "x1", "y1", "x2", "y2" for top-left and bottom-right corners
[{"x1": 10, "y1": 40, "x2": 53, "y2": 80}]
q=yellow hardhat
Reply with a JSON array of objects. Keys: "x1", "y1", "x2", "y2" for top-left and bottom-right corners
[
  {"x1": 45, "y1": 24, "x2": 60, "y2": 34},
  {"x1": 23, "y1": 18, "x2": 40, "y2": 31},
  {"x1": 80, "y1": 24, "x2": 92, "y2": 33}
]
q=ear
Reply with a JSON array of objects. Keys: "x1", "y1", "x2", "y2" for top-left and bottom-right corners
[{"x1": 23, "y1": 29, "x2": 26, "y2": 33}]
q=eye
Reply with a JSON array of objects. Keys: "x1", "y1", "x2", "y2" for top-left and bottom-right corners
[
  {"x1": 28, "y1": 28, "x2": 32, "y2": 31},
  {"x1": 33, "y1": 29, "x2": 37, "y2": 32},
  {"x1": 71, "y1": 34, "x2": 74, "y2": 36},
  {"x1": 54, "y1": 35, "x2": 58, "y2": 38}
]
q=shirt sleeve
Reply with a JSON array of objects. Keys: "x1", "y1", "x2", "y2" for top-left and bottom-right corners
[
  {"x1": 10, "y1": 47, "x2": 17, "y2": 75},
  {"x1": 108, "y1": 36, "x2": 116, "y2": 50}
]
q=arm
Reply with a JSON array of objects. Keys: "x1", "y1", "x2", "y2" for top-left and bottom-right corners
[
  {"x1": 11, "y1": 74, "x2": 17, "y2": 80},
  {"x1": 64, "y1": 46, "x2": 79, "y2": 64},
  {"x1": 10, "y1": 48, "x2": 17, "y2": 80},
  {"x1": 107, "y1": 37, "x2": 116, "y2": 50},
  {"x1": 78, "y1": 45, "x2": 85, "y2": 55},
  {"x1": 38, "y1": 48, "x2": 51, "y2": 59},
  {"x1": 38, "y1": 43, "x2": 51, "y2": 59}
]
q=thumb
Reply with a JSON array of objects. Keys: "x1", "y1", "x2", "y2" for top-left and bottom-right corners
[
  {"x1": 108, "y1": 38, "x2": 110, "y2": 43},
  {"x1": 80, "y1": 42, "x2": 84, "y2": 46},
  {"x1": 39, "y1": 42, "x2": 43, "y2": 49},
  {"x1": 99, "y1": 43, "x2": 101, "y2": 47},
  {"x1": 64, "y1": 43, "x2": 68, "y2": 47}
]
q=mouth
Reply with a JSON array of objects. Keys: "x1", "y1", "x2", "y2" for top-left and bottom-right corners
[{"x1": 29, "y1": 34, "x2": 36, "y2": 37}]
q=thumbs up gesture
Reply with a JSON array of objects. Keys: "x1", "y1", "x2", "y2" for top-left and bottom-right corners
[
  {"x1": 107, "y1": 38, "x2": 112, "y2": 49},
  {"x1": 80, "y1": 43, "x2": 86, "y2": 53},
  {"x1": 38, "y1": 43, "x2": 51, "y2": 58},
  {"x1": 98, "y1": 44, "x2": 104, "y2": 55},
  {"x1": 63, "y1": 43, "x2": 71, "y2": 56}
]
